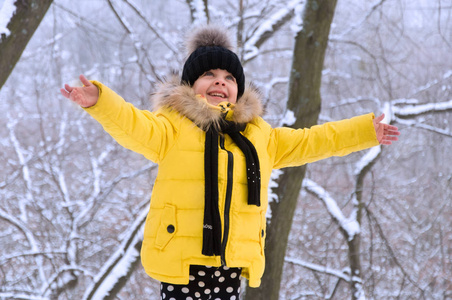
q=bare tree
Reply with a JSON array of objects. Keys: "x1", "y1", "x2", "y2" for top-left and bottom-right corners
[{"x1": 245, "y1": 1, "x2": 339, "y2": 299}]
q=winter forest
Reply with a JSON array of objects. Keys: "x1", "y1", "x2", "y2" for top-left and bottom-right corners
[{"x1": 0, "y1": 0, "x2": 451, "y2": 299}]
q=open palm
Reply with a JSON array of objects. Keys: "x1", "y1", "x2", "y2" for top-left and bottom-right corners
[
  {"x1": 373, "y1": 113, "x2": 400, "y2": 145},
  {"x1": 60, "y1": 75, "x2": 99, "y2": 108}
]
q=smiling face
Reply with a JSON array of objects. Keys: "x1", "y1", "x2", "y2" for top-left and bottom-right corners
[{"x1": 192, "y1": 69, "x2": 238, "y2": 106}]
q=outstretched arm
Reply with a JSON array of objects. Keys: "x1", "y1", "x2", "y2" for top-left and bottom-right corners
[
  {"x1": 373, "y1": 113, "x2": 400, "y2": 145},
  {"x1": 60, "y1": 74, "x2": 99, "y2": 108}
]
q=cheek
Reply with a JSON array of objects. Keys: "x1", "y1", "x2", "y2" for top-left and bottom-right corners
[
  {"x1": 229, "y1": 86, "x2": 238, "y2": 103},
  {"x1": 192, "y1": 79, "x2": 209, "y2": 96}
]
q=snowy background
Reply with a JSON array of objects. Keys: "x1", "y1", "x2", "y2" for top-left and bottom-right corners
[{"x1": 0, "y1": 0, "x2": 451, "y2": 299}]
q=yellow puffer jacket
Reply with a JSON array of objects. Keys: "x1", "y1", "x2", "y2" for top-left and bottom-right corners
[{"x1": 85, "y1": 79, "x2": 379, "y2": 287}]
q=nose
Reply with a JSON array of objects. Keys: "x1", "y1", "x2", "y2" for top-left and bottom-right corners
[{"x1": 214, "y1": 79, "x2": 226, "y2": 86}]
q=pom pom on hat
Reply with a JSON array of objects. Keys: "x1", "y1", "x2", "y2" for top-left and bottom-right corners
[
  {"x1": 181, "y1": 25, "x2": 245, "y2": 100},
  {"x1": 186, "y1": 26, "x2": 234, "y2": 53}
]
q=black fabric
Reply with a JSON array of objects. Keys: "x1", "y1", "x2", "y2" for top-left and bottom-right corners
[
  {"x1": 181, "y1": 46, "x2": 245, "y2": 100},
  {"x1": 160, "y1": 265, "x2": 242, "y2": 299},
  {"x1": 202, "y1": 121, "x2": 261, "y2": 257},
  {"x1": 203, "y1": 128, "x2": 223, "y2": 256},
  {"x1": 222, "y1": 122, "x2": 261, "y2": 206}
]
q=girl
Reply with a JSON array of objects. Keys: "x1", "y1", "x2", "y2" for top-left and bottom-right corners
[{"x1": 61, "y1": 26, "x2": 399, "y2": 300}]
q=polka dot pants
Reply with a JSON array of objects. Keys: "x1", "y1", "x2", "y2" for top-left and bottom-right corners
[{"x1": 160, "y1": 265, "x2": 242, "y2": 300}]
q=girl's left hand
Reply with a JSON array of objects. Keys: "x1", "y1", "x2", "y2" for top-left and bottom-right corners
[{"x1": 373, "y1": 113, "x2": 400, "y2": 145}]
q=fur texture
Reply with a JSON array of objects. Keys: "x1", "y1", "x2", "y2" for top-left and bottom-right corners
[
  {"x1": 152, "y1": 76, "x2": 263, "y2": 132},
  {"x1": 186, "y1": 25, "x2": 234, "y2": 54}
]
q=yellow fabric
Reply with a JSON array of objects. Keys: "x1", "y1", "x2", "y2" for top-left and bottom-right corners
[{"x1": 84, "y1": 81, "x2": 379, "y2": 287}]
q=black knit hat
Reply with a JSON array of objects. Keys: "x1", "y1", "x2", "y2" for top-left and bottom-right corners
[{"x1": 181, "y1": 26, "x2": 245, "y2": 100}]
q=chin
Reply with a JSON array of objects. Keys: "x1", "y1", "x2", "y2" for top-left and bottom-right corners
[{"x1": 207, "y1": 98, "x2": 224, "y2": 106}]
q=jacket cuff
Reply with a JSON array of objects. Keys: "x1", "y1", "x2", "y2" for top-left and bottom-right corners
[{"x1": 354, "y1": 113, "x2": 379, "y2": 149}]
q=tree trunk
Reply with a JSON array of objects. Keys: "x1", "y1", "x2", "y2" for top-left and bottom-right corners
[
  {"x1": 0, "y1": 0, "x2": 53, "y2": 90},
  {"x1": 245, "y1": 0, "x2": 338, "y2": 299}
]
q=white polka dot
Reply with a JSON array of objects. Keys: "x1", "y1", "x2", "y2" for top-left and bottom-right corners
[
  {"x1": 162, "y1": 292, "x2": 166, "y2": 299},
  {"x1": 169, "y1": 298, "x2": 176, "y2": 300},
  {"x1": 231, "y1": 296, "x2": 237, "y2": 300},
  {"x1": 238, "y1": 287, "x2": 241, "y2": 293},
  {"x1": 205, "y1": 265, "x2": 212, "y2": 268},
  {"x1": 223, "y1": 266, "x2": 230, "y2": 270},
  {"x1": 230, "y1": 272, "x2": 237, "y2": 278},
  {"x1": 198, "y1": 281, "x2": 205, "y2": 287},
  {"x1": 167, "y1": 285, "x2": 174, "y2": 291},
  {"x1": 219, "y1": 276, "x2": 225, "y2": 282},
  {"x1": 182, "y1": 287, "x2": 190, "y2": 294},
  {"x1": 226, "y1": 287, "x2": 234, "y2": 293},
  {"x1": 204, "y1": 288, "x2": 211, "y2": 294},
  {"x1": 214, "y1": 270, "x2": 221, "y2": 277},
  {"x1": 198, "y1": 270, "x2": 206, "y2": 276},
  {"x1": 186, "y1": 297, "x2": 193, "y2": 300},
  {"x1": 195, "y1": 292, "x2": 201, "y2": 298},
  {"x1": 214, "y1": 287, "x2": 220, "y2": 293},
  {"x1": 189, "y1": 275, "x2": 195, "y2": 281}
]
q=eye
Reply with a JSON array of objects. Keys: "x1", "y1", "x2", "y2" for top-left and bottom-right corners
[
  {"x1": 226, "y1": 75, "x2": 236, "y2": 82},
  {"x1": 204, "y1": 71, "x2": 214, "y2": 77}
]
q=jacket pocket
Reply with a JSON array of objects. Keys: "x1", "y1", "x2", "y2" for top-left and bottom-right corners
[{"x1": 155, "y1": 204, "x2": 177, "y2": 250}]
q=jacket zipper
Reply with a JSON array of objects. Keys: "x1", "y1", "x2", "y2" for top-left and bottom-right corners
[{"x1": 219, "y1": 136, "x2": 233, "y2": 266}]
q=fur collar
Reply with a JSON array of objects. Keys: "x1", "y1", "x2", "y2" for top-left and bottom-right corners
[{"x1": 151, "y1": 76, "x2": 263, "y2": 132}]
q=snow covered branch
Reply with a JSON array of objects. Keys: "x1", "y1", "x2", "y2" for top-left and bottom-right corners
[
  {"x1": 392, "y1": 99, "x2": 452, "y2": 118},
  {"x1": 107, "y1": 0, "x2": 162, "y2": 83},
  {"x1": 186, "y1": 0, "x2": 208, "y2": 25},
  {"x1": 285, "y1": 257, "x2": 351, "y2": 282},
  {"x1": 303, "y1": 179, "x2": 361, "y2": 241},
  {"x1": 391, "y1": 98, "x2": 452, "y2": 137},
  {"x1": 243, "y1": 0, "x2": 305, "y2": 62},
  {"x1": 82, "y1": 207, "x2": 148, "y2": 300},
  {"x1": 0, "y1": 292, "x2": 48, "y2": 300}
]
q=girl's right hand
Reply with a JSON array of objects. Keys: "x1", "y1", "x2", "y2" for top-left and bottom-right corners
[{"x1": 60, "y1": 74, "x2": 99, "y2": 108}]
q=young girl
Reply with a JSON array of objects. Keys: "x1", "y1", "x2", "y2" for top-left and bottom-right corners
[{"x1": 60, "y1": 26, "x2": 399, "y2": 300}]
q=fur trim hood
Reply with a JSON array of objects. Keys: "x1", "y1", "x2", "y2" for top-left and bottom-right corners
[{"x1": 151, "y1": 76, "x2": 263, "y2": 132}]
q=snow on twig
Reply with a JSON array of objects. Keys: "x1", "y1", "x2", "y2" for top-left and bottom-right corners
[
  {"x1": 285, "y1": 257, "x2": 351, "y2": 282},
  {"x1": 336, "y1": 0, "x2": 388, "y2": 38},
  {"x1": 6, "y1": 116, "x2": 48, "y2": 286},
  {"x1": 121, "y1": 0, "x2": 178, "y2": 54},
  {"x1": 303, "y1": 179, "x2": 360, "y2": 241},
  {"x1": 188, "y1": 0, "x2": 208, "y2": 25},
  {"x1": 244, "y1": 0, "x2": 305, "y2": 62},
  {"x1": 410, "y1": 69, "x2": 452, "y2": 96},
  {"x1": 0, "y1": 292, "x2": 48, "y2": 300},
  {"x1": 82, "y1": 207, "x2": 148, "y2": 300},
  {"x1": 389, "y1": 97, "x2": 452, "y2": 137},
  {"x1": 0, "y1": 250, "x2": 66, "y2": 265},
  {"x1": 107, "y1": 0, "x2": 160, "y2": 83},
  {"x1": 353, "y1": 146, "x2": 381, "y2": 177},
  {"x1": 326, "y1": 96, "x2": 381, "y2": 109},
  {"x1": 7, "y1": 118, "x2": 33, "y2": 223},
  {"x1": 41, "y1": 266, "x2": 94, "y2": 297},
  {"x1": 392, "y1": 99, "x2": 452, "y2": 117},
  {"x1": 395, "y1": 118, "x2": 452, "y2": 137}
]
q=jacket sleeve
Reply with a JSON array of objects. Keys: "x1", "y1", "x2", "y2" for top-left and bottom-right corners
[
  {"x1": 83, "y1": 81, "x2": 178, "y2": 163},
  {"x1": 270, "y1": 113, "x2": 379, "y2": 169}
]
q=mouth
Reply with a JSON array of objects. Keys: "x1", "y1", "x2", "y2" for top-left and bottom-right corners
[{"x1": 207, "y1": 91, "x2": 227, "y2": 99}]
